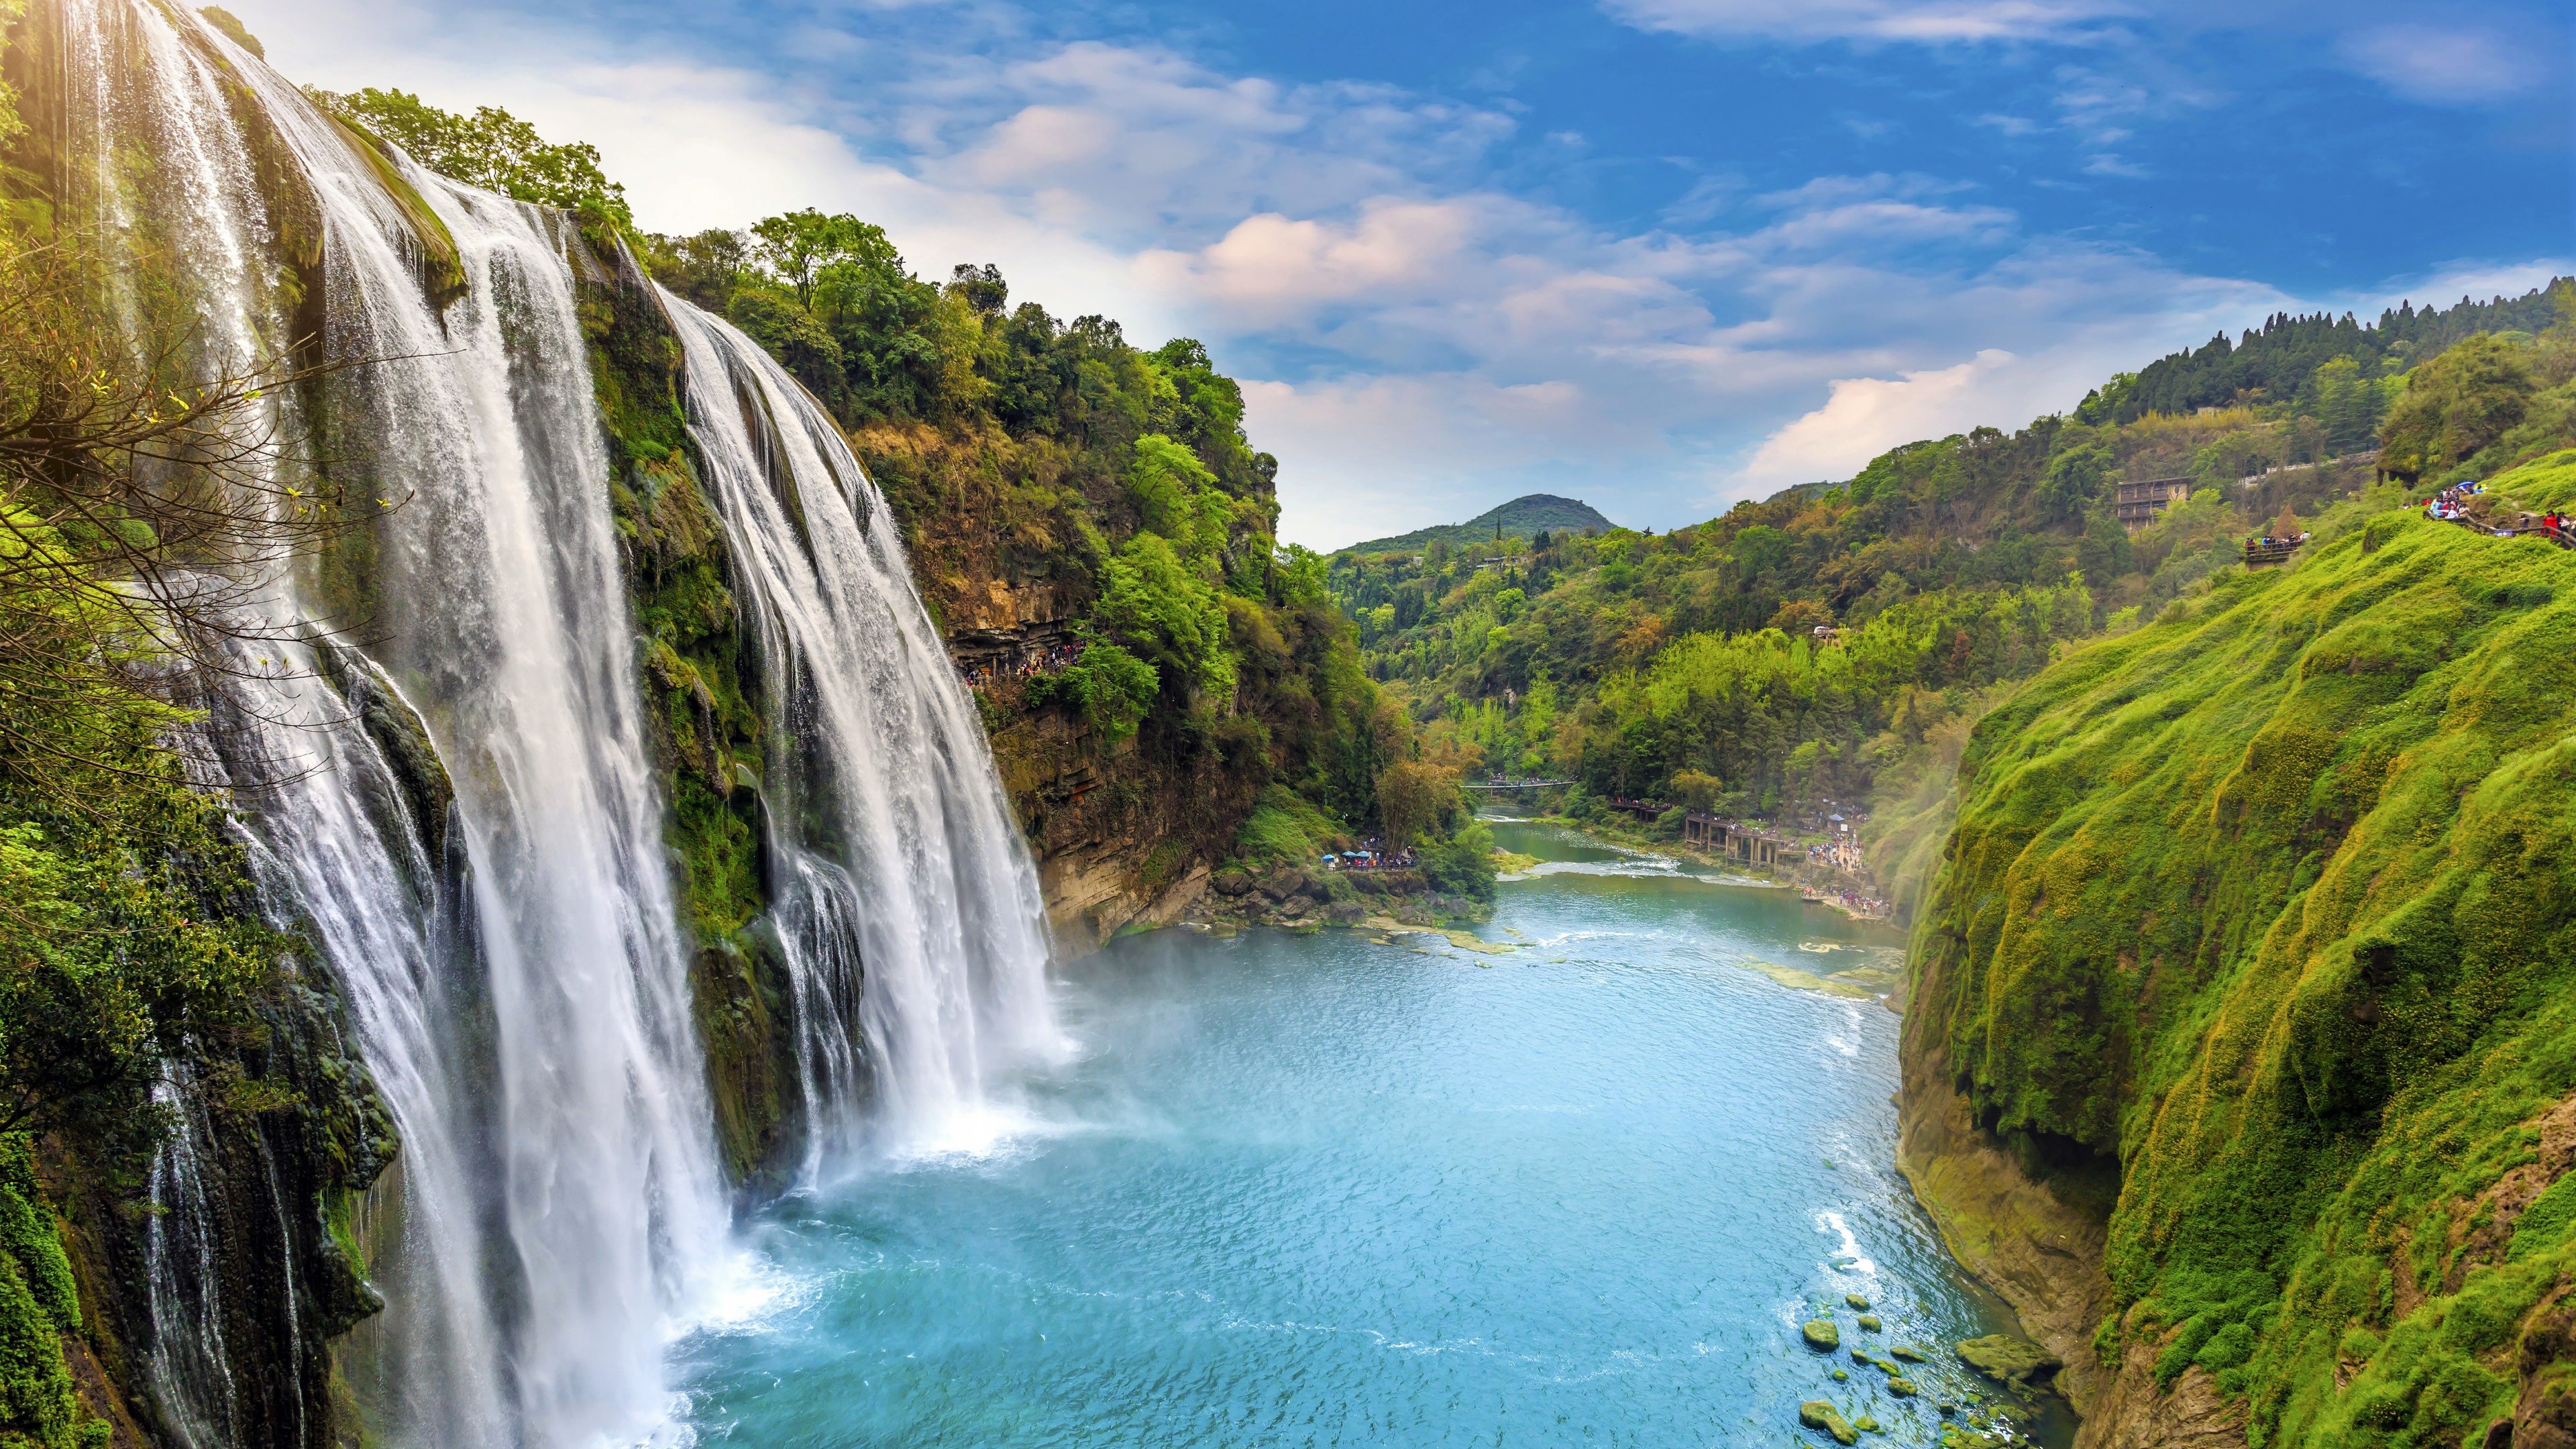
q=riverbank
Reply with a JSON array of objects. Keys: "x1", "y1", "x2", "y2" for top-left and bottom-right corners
[{"x1": 1493, "y1": 809, "x2": 1896, "y2": 921}]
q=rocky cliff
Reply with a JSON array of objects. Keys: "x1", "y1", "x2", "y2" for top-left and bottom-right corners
[{"x1": 1899, "y1": 449, "x2": 2576, "y2": 1448}]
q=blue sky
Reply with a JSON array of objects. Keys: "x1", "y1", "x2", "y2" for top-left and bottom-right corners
[{"x1": 229, "y1": 0, "x2": 2573, "y2": 547}]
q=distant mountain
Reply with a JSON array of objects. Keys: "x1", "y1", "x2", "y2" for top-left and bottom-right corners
[{"x1": 1337, "y1": 494, "x2": 1616, "y2": 556}]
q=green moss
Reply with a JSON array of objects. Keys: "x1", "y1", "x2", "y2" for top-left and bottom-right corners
[
  {"x1": 1799, "y1": 1400, "x2": 1860, "y2": 1444},
  {"x1": 1913, "y1": 448, "x2": 2576, "y2": 1444},
  {"x1": 318, "y1": 116, "x2": 466, "y2": 309},
  {"x1": 1803, "y1": 1318, "x2": 1841, "y2": 1351}
]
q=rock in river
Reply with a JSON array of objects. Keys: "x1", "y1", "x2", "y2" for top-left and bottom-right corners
[
  {"x1": 1954, "y1": 1334, "x2": 2061, "y2": 1392},
  {"x1": 1802, "y1": 1319, "x2": 1841, "y2": 1351},
  {"x1": 1797, "y1": 1401, "x2": 1859, "y2": 1445}
]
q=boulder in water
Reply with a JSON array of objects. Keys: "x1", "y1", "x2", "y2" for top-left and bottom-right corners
[
  {"x1": 1886, "y1": 1375, "x2": 1918, "y2": 1397},
  {"x1": 1797, "y1": 1401, "x2": 1859, "y2": 1445},
  {"x1": 1857, "y1": 1314, "x2": 1881, "y2": 1332},
  {"x1": 1955, "y1": 1334, "x2": 2061, "y2": 1392},
  {"x1": 1890, "y1": 1344, "x2": 1927, "y2": 1362},
  {"x1": 1802, "y1": 1318, "x2": 1840, "y2": 1350},
  {"x1": 1844, "y1": 1293, "x2": 1872, "y2": 1310}
]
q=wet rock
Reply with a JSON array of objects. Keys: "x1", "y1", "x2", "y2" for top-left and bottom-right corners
[
  {"x1": 1886, "y1": 1376, "x2": 1919, "y2": 1397},
  {"x1": 1854, "y1": 1415, "x2": 1883, "y2": 1434},
  {"x1": 1845, "y1": 1293, "x2": 1872, "y2": 1311},
  {"x1": 1803, "y1": 1319, "x2": 1841, "y2": 1351},
  {"x1": 1954, "y1": 1334, "x2": 2061, "y2": 1393},
  {"x1": 1858, "y1": 1315, "x2": 1882, "y2": 1332},
  {"x1": 1890, "y1": 1345, "x2": 1927, "y2": 1362},
  {"x1": 1831, "y1": 1368, "x2": 1849, "y2": 1381},
  {"x1": 1799, "y1": 1401, "x2": 1860, "y2": 1445}
]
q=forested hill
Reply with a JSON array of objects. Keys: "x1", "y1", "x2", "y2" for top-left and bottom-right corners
[
  {"x1": 1327, "y1": 276, "x2": 2576, "y2": 904},
  {"x1": 1340, "y1": 494, "x2": 1615, "y2": 555},
  {"x1": 2092, "y1": 284, "x2": 2569, "y2": 423}
]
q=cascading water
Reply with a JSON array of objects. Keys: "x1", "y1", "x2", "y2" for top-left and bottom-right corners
[
  {"x1": 662, "y1": 299, "x2": 1061, "y2": 1169},
  {"x1": 52, "y1": 0, "x2": 1064, "y2": 1441},
  {"x1": 63, "y1": 2, "x2": 727, "y2": 1442}
]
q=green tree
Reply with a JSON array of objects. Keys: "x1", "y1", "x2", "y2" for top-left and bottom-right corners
[
  {"x1": 747, "y1": 209, "x2": 898, "y2": 309},
  {"x1": 2037, "y1": 442, "x2": 2112, "y2": 521},
  {"x1": 2379, "y1": 333, "x2": 2537, "y2": 481},
  {"x1": 312, "y1": 88, "x2": 631, "y2": 227},
  {"x1": 1093, "y1": 533, "x2": 1233, "y2": 697},
  {"x1": 1028, "y1": 635, "x2": 1159, "y2": 741}
]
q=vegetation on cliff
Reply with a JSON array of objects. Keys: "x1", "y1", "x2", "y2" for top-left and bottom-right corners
[
  {"x1": 1910, "y1": 445, "x2": 2576, "y2": 1444},
  {"x1": 623, "y1": 180, "x2": 1483, "y2": 891}
]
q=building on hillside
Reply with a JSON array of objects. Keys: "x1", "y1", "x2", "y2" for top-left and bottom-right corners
[{"x1": 2116, "y1": 476, "x2": 2194, "y2": 534}]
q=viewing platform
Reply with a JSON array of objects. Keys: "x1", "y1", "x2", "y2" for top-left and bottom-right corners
[{"x1": 2243, "y1": 533, "x2": 2306, "y2": 567}]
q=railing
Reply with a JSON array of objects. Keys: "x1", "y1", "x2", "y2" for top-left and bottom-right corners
[{"x1": 2420, "y1": 484, "x2": 2576, "y2": 549}]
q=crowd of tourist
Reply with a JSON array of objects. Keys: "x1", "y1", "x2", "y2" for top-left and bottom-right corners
[
  {"x1": 961, "y1": 641, "x2": 1083, "y2": 690},
  {"x1": 2422, "y1": 480, "x2": 2485, "y2": 523},
  {"x1": 1322, "y1": 838, "x2": 1417, "y2": 871},
  {"x1": 2418, "y1": 482, "x2": 2576, "y2": 546},
  {"x1": 1811, "y1": 886, "x2": 1890, "y2": 918}
]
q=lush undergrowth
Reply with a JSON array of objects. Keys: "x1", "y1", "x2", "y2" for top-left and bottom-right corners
[{"x1": 1913, "y1": 446, "x2": 2576, "y2": 1445}]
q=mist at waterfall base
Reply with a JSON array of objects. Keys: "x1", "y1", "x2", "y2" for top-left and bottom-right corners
[{"x1": 672, "y1": 822, "x2": 2074, "y2": 1448}]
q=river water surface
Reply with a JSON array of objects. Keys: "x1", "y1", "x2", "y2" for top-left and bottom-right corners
[{"x1": 674, "y1": 821, "x2": 2072, "y2": 1447}]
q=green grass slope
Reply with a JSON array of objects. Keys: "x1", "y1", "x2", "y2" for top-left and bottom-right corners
[
  {"x1": 1338, "y1": 492, "x2": 1613, "y2": 556},
  {"x1": 1911, "y1": 447, "x2": 2576, "y2": 1446}
]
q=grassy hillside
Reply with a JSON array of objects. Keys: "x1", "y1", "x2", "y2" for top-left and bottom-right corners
[
  {"x1": 1909, "y1": 446, "x2": 2576, "y2": 1446},
  {"x1": 1340, "y1": 493, "x2": 1614, "y2": 555}
]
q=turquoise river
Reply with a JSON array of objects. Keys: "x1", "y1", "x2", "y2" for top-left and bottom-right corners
[{"x1": 669, "y1": 820, "x2": 2074, "y2": 1448}]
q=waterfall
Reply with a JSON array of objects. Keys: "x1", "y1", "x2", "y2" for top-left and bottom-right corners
[
  {"x1": 142, "y1": 1070, "x2": 241, "y2": 1449},
  {"x1": 49, "y1": 0, "x2": 1065, "y2": 1441},
  {"x1": 663, "y1": 299, "x2": 1061, "y2": 1169},
  {"x1": 64, "y1": 3, "x2": 728, "y2": 1444}
]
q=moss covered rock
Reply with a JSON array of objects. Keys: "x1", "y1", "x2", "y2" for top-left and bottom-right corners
[
  {"x1": 1856, "y1": 1314, "x2": 1881, "y2": 1332},
  {"x1": 1802, "y1": 1318, "x2": 1840, "y2": 1351},
  {"x1": 1797, "y1": 1400, "x2": 1859, "y2": 1445},
  {"x1": 1953, "y1": 1334, "x2": 2057, "y2": 1391}
]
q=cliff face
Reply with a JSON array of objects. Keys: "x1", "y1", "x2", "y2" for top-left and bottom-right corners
[
  {"x1": 857, "y1": 420, "x2": 1362, "y2": 955},
  {"x1": 1899, "y1": 449, "x2": 2576, "y2": 1448}
]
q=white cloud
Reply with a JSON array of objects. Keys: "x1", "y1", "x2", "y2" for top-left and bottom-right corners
[
  {"x1": 214, "y1": 0, "x2": 2421, "y2": 553},
  {"x1": 1738, "y1": 351, "x2": 2021, "y2": 488},
  {"x1": 1601, "y1": 0, "x2": 2132, "y2": 44},
  {"x1": 2335, "y1": 24, "x2": 2551, "y2": 104},
  {"x1": 2335, "y1": 258, "x2": 2576, "y2": 319}
]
